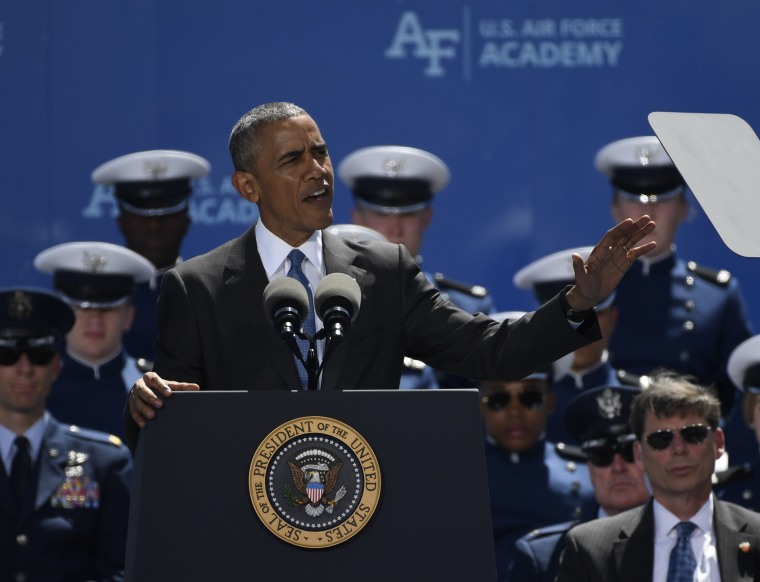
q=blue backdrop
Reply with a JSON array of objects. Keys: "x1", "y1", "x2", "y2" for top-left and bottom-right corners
[{"x1": 2, "y1": 0, "x2": 759, "y2": 322}]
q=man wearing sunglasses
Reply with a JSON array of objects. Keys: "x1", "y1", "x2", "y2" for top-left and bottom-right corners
[
  {"x1": 512, "y1": 385, "x2": 649, "y2": 582},
  {"x1": 479, "y1": 324, "x2": 594, "y2": 581},
  {"x1": 0, "y1": 288, "x2": 132, "y2": 581},
  {"x1": 557, "y1": 372, "x2": 760, "y2": 581}
]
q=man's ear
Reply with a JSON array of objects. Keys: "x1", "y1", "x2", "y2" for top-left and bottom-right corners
[
  {"x1": 232, "y1": 171, "x2": 259, "y2": 203},
  {"x1": 634, "y1": 440, "x2": 646, "y2": 471}
]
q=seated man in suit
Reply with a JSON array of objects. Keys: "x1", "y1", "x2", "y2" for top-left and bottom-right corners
[
  {"x1": 124, "y1": 101, "x2": 656, "y2": 449},
  {"x1": 511, "y1": 385, "x2": 649, "y2": 582},
  {"x1": 557, "y1": 371, "x2": 760, "y2": 581},
  {"x1": 0, "y1": 288, "x2": 132, "y2": 581}
]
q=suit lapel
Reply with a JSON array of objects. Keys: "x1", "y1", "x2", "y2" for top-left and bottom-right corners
[
  {"x1": 714, "y1": 500, "x2": 758, "y2": 581},
  {"x1": 613, "y1": 502, "x2": 655, "y2": 582},
  {"x1": 224, "y1": 224, "x2": 302, "y2": 390},
  {"x1": 321, "y1": 232, "x2": 368, "y2": 391}
]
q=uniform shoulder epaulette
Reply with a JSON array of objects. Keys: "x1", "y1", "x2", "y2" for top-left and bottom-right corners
[
  {"x1": 616, "y1": 369, "x2": 651, "y2": 389},
  {"x1": 136, "y1": 358, "x2": 154, "y2": 373},
  {"x1": 433, "y1": 273, "x2": 489, "y2": 298},
  {"x1": 687, "y1": 261, "x2": 732, "y2": 287},
  {"x1": 68, "y1": 425, "x2": 124, "y2": 448},
  {"x1": 714, "y1": 462, "x2": 754, "y2": 486},
  {"x1": 554, "y1": 442, "x2": 586, "y2": 462},
  {"x1": 524, "y1": 519, "x2": 579, "y2": 540}
]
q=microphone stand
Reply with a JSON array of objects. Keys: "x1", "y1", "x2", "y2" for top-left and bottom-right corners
[{"x1": 290, "y1": 327, "x2": 344, "y2": 390}]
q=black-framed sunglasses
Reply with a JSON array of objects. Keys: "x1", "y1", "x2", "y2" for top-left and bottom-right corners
[
  {"x1": 584, "y1": 441, "x2": 635, "y2": 467},
  {"x1": 481, "y1": 390, "x2": 546, "y2": 411},
  {"x1": 645, "y1": 424, "x2": 713, "y2": 451},
  {"x1": 0, "y1": 347, "x2": 57, "y2": 367}
]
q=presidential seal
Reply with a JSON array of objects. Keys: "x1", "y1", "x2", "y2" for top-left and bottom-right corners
[{"x1": 249, "y1": 416, "x2": 381, "y2": 549}]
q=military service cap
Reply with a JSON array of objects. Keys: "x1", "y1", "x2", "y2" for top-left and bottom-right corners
[
  {"x1": 92, "y1": 149, "x2": 210, "y2": 216},
  {"x1": 325, "y1": 223, "x2": 388, "y2": 243},
  {"x1": 564, "y1": 385, "x2": 641, "y2": 448},
  {"x1": 0, "y1": 288, "x2": 74, "y2": 348},
  {"x1": 728, "y1": 335, "x2": 760, "y2": 393},
  {"x1": 595, "y1": 136, "x2": 686, "y2": 203},
  {"x1": 34, "y1": 241, "x2": 155, "y2": 309},
  {"x1": 513, "y1": 246, "x2": 615, "y2": 310},
  {"x1": 338, "y1": 145, "x2": 450, "y2": 213}
]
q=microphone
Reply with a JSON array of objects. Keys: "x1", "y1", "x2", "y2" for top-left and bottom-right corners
[
  {"x1": 314, "y1": 273, "x2": 361, "y2": 356},
  {"x1": 263, "y1": 277, "x2": 310, "y2": 355}
]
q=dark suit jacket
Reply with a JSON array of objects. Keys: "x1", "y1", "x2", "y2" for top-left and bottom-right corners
[
  {"x1": 557, "y1": 498, "x2": 760, "y2": 581},
  {"x1": 124, "y1": 225, "x2": 600, "y2": 447},
  {"x1": 0, "y1": 418, "x2": 132, "y2": 582}
]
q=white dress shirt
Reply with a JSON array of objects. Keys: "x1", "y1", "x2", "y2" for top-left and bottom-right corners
[
  {"x1": 653, "y1": 495, "x2": 720, "y2": 582},
  {"x1": 0, "y1": 415, "x2": 47, "y2": 474},
  {"x1": 255, "y1": 219, "x2": 326, "y2": 363}
]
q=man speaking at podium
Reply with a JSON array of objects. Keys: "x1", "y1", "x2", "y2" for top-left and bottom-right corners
[{"x1": 124, "y1": 101, "x2": 656, "y2": 449}]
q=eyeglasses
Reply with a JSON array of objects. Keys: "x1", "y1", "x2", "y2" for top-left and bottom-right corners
[
  {"x1": 0, "y1": 347, "x2": 56, "y2": 367},
  {"x1": 644, "y1": 424, "x2": 713, "y2": 451},
  {"x1": 584, "y1": 442, "x2": 635, "y2": 467},
  {"x1": 481, "y1": 390, "x2": 546, "y2": 411}
]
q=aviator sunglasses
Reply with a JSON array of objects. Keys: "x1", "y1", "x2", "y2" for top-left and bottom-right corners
[
  {"x1": 0, "y1": 347, "x2": 56, "y2": 367},
  {"x1": 481, "y1": 390, "x2": 546, "y2": 411},
  {"x1": 644, "y1": 424, "x2": 713, "y2": 451},
  {"x1": 583, "y1": 438, "x2": 636, "y2": 467}
]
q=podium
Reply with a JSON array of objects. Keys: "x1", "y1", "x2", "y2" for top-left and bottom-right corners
[{"x1": 126, "y1": 389, "x2": 497, "y2": 581}]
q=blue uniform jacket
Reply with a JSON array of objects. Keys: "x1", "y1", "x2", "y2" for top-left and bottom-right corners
[
  {"x1": 47, "y1": 350, "x2": 141, "y2": 440},
  {"x1": 609, "y1": 253, "x2": 751, "y2": 414},
  {"x1": 0, "y1": 418, "x2": 132, "y2": 582},
  {"x1": 715, "y1": 457, "x2": 760, "y2": 513},
  {"x1": 511, "y1": 499, "x2": 600, "y2": 582},
  {"x1": 484, "y1": 438, "x2": 594, "y2": 581}
]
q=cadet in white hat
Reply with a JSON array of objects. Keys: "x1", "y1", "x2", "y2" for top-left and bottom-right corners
[
  {"x1": 34, "y1": 241, "x2": 155, "y2": 439},
  {"x1": 595, "y1": 136, "x2": 753, "y2": 454},
  {"x1": 92, "y1": 149, "x2": 211, "y2": 361},
  {"x1": 478, "y1": 310, "x2": 593, "y2": 580},
  {"x1": 714, "y1": 335, "x2": 760, "y2": 512},
  {"x1": 514, "y1": 247, "x2": 633, "y2": 445},
  {"x1": 339, "y1": 145, "x2": 495, "y2": 389}
]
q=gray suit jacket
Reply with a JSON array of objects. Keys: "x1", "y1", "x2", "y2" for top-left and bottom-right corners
[
  {"x1": 124, "y1": 225, "x2": 599, "y2": 447},
  {"x1": 557, "y1": 498, "x2": 760, "y2": 581}
]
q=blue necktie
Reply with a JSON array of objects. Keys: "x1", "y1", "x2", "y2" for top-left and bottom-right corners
[
  {"x1": 10, "y1": 436, "x2": 31, "y2": 511},
  {"x1": 286, "y1": 249, "x2": 316, "y2": 389},
  {"x1": 666, "y1": 521, "x2": 697, "y2": 582}
]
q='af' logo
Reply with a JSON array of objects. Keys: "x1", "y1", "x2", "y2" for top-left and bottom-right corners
[{"x1": 385, "y1": 12, "x2": 460, "y2": 77}]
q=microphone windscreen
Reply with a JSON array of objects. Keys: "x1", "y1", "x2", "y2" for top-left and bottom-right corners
[
  {"x1": 263, "y1": 277, "x2": 310, "y2": 323},
  {"x1": 314, "y1": 273, "x2": 361, "y2": 322}
]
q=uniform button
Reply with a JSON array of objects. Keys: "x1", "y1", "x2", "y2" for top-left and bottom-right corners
[
  {"x1": 683, "y1": 321, "x2": 695, "y2": 331},
  {"x1": 14, "y1": 573, "x2": 26, "y2": 582},
  {"x1": 570, "y1": 480, "x2": 581, "y2": 492},
  {"x1": 566, "y1": 461, "x2": 577, "y2": 473},
  {"x1": 684, "y1": 300, "x2": 695, "y2": 311},
  {"x1": 686, "y1": 276, "x2": 695, "y2": 286},
  {"x1": 743, "y1": 489, "x2": 753, "y2": 500},
  {"x1": 679, "y1": 351, "x2": 690, "y2": 362},
  {"x1": 15, "y1": 534, "x2": 28, "y2": 546}
]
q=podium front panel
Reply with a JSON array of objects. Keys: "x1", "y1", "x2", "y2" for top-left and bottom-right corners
[{"x1": 126, "y1": 389, "x2": 496, "y2": 581}]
